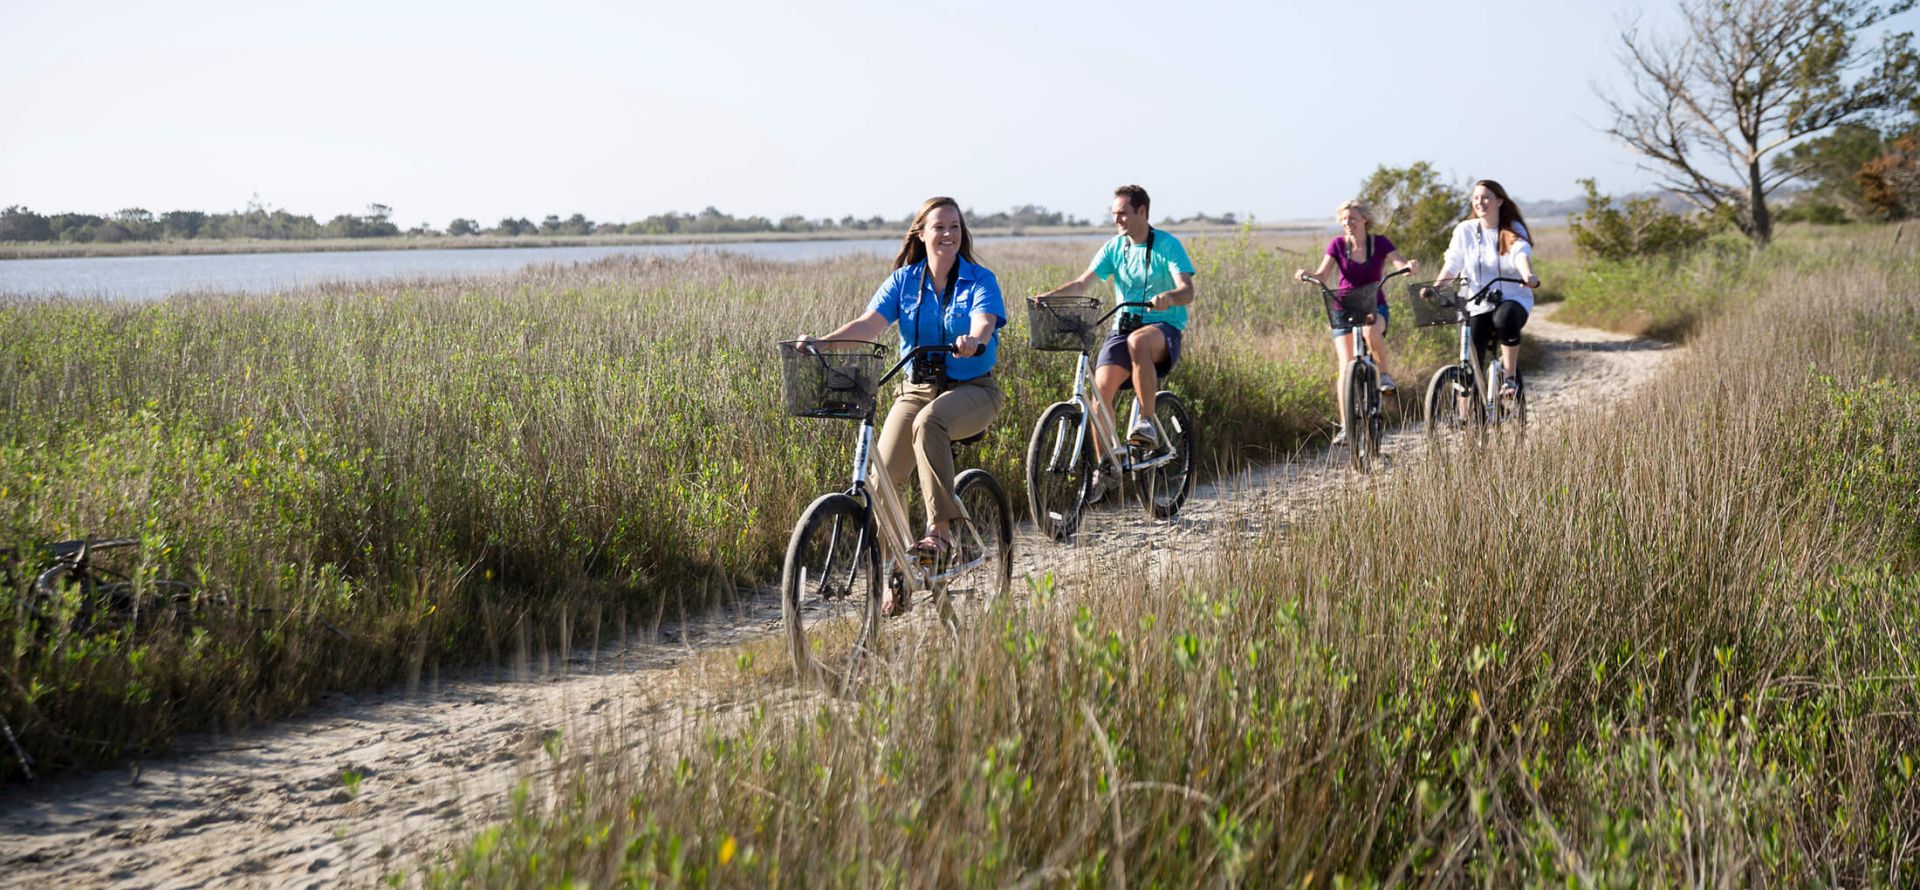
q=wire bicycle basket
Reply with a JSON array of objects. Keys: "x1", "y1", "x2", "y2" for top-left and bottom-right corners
[
  {"x1": 1405, "y1": 277, "x2": 1469, "y2": 327},
  {"x1": 1026, "y1": 295, "x2": 1104, "y2": 352},
  {"x1": 777, "y1": 340, "x2": 887, "y2": 420},
  {"x1": 1321, "y1": 281, "x2": 1384, "y2": 329}
]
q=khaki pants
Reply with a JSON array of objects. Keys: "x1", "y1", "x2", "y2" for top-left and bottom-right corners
[{"x1": 875, "y1": 374, "x2": 1003, "y2": 528}]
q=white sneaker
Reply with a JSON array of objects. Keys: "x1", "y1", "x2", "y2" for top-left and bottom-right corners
[
  {"x1": 1128, "y1": 417, "x2": 1158, "y2": 448},
  {"x1": 1331, "y1": 427, "x2": 1349, "y2": 447},
  {"x1": 1378, "y1": 371, "x2": 1397, "y2": 394},
  {"x1": 1086, "y1": 468, "x2": 1113, "y2": 505}
]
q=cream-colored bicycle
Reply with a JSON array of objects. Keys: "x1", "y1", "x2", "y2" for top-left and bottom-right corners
[
  {"x1": 775, "y1": 340, "x2": 1013, "y2": 687},
  {"x1": 1022, "y1": 297, "x2": 1196, "y2": 541}
]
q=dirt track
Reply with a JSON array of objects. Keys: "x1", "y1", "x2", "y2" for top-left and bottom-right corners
[{"x1": 0, "y1": 307, "x2": 1679, "y2": 888}]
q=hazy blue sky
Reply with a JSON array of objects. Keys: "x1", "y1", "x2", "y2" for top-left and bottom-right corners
[{"x1": 1, "y1": 0, "x2": 1911, "y2": 227}]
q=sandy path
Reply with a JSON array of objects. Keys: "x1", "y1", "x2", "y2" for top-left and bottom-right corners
[{"x1": 0, "y1": 308, "x2": 1677, "y2": 888}]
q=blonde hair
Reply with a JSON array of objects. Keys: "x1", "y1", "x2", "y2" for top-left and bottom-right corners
[
  {"x1": 892, "y1": 196, "x2": 977, "y2": 270},
  {"x1": 1335, "y1": 199, "x2": 1375, "y2": 228}
]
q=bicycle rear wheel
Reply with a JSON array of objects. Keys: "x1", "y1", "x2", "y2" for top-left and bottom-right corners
[
  {"x1": 1142, "y1": 391, "x2": 1196, "y2": 519},
  {"x1": 1024, "y1": 401, "x2": 1092, "y2": 542},
  {"x1": 1486, "y1": 361, "x2": 1510, "y2": 431},
  {"x1": 951, "y1": 469, "x2": 1013, "y2": 602},
  {"x1": 781, "y1": 493, "x2": 880, "y2": 687}
]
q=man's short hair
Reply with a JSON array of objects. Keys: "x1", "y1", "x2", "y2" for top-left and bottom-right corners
[{"x1": 1114, "y1": 184, "x2": 1150, "y2": 211}]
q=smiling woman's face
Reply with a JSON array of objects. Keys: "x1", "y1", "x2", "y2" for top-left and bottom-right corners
[
  {"x1": 919, "y1": 204, "x2": 963, "y2": 260},
  {"x1": 1471, "y1": 185, "x2": 1503, "y2": 219}
]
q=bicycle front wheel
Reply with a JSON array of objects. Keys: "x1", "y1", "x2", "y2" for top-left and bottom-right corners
[
  {"x1": 1025, "y1": 401, "x2": 1092, "y2": 542},
  {"x1": 781, "y1": 493, "x2": 880, "y2": 687},
  {"x1": 1423, "y1": 365, "x2": 1482, "y2": 444},
  {"x1": 1144, "y1": 391, "x2": 1197, "y2": 519},
  {"x1": 1346, "y1": 363, "x2": 1378, "y2": 472},
  {"x1": 952, "y1": 469, "x2": 1013, "y2": 601}
]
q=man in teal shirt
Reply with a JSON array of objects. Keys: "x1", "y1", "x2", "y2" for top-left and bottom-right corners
[{"x1": 1040, "y1": 184, "x2": 1197, "y2": 464}]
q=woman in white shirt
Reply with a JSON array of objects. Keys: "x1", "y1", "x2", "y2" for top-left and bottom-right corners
[{"x1": 1437, "y1": 180, "x2": 1542, "y2": 399}]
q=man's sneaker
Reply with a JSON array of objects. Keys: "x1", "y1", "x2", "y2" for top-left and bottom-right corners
[
  {"x1": 1331, "y1": 427, "x2": 1349, "y2": 447},
  {"x1": 1378, "y1": 371, "x2": 1397, "y2": 394},
  {"x1": 1128, "y1": 417, "x2": 1159, "y2": 449}
]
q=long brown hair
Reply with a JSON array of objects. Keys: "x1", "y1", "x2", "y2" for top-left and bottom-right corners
[
  {"x1": 892, "y1": 196, "x2": 977, "y2": 270},
  {"x1": 1472, "y1": 179, "x2": 1531, "y2": 255}
]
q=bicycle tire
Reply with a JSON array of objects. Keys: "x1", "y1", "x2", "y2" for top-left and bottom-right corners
[
  {"x1": 780, "y1": 492, "x2": 880, "y2": 687},
  {"x1": 1512, "y1": 377, "x2": 1529, "y2": 441},
  {"x1": 1144, "y1": 391, "x2": 1197, "y2": 519},
  {"x1": 1024, "y1": 401, "x2": 1092, "y2": 542},
  {"x1": 1346, "y1": 362, "x2": 1373, "y2": 472},
  {"x1": 952, "y1": 469, "x2": 1013, "y2": 601}
]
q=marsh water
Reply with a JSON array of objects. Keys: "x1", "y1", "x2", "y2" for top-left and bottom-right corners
[{"x1": 0, "y1": 235, "x2": 1111, "y2": 301}]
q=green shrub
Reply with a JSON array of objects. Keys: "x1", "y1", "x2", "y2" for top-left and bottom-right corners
[{"x1": 1568, "y1": 178, "x2": 1713, "y2": 262}]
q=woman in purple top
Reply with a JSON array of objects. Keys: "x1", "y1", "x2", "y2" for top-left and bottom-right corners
[{"x1": 1293, "y1": 199, "x2": 1418, "y2": 444}]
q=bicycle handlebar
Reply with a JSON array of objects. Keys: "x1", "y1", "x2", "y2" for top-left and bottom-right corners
[{"x1": 1298, "y1": 266, "x2": 1413, "y2": 300}]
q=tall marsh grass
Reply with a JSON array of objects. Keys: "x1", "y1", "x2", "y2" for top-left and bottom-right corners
[
  {"x1": 0, "y1": 234, "x2": 1455, "y2": 777},
  {"x1": 421, "y1": 234, "x2": 1920, "y2": 885}
]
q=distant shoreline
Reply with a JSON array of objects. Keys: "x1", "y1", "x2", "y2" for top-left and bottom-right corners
[{"x1": 0, "y1": 223, "x2": 1320, "y2": 262}]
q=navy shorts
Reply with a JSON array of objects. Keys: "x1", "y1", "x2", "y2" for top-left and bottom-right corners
[
  {"x1": 1329, "y1": 304, "x2": 1390, "y2": 338},
  {"x1": 1096, "y1": 322, "x2": 1183, "y2": 383}
]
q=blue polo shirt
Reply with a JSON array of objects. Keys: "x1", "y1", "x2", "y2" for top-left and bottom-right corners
[
  {"x1": 1091, "y1": 228, "x2": 1195, "y2": 330},
  {"x1": 865, "y1": 257, "x2": 1007, "y2": 382}
]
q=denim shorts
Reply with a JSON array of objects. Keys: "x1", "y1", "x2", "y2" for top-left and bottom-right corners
[
  {"x1": 1096, "y1": 322, "x2": 1183, "y2": 382},
  {"x1": 1329, "y1": 304, "x2": 1389, "y2": 339}
]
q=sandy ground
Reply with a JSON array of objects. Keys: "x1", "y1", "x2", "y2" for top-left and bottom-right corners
[{"x1": 0, "y1": 307, "x2": 1679, "y2": 888}]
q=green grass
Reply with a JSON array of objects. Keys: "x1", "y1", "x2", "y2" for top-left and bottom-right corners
[
  {"x1": 414, "y1": 232, "x2": 1920, "y2": 885},
  {"x1": 0, "y1": 234, "x2": 1474, "y2": 778}
]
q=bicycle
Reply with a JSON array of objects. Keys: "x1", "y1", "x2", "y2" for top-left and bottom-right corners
[
  {"x1": 1406, "y1": 275, "x2": 1530, "y2": 442},
  {"x1": 775, "y1": 340, "x2": 1014, "y2": 687},
  {"x1": 1022, "y1": 297, "x2": 1197, "y2": 541},
  {"x1": 1298, "y1": 268, "x2": 1413, "y2": 472},
  {"x1": 9, "y1": 537, "x2": 213, "y2": 642}
]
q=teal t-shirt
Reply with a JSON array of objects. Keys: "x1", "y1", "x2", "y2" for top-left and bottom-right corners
[{"x1": 1091, "y1": 228, "x2": 1195, "y2": 330}]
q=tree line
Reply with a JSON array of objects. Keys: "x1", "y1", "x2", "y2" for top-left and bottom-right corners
[{"x1": 0, "y1": 201, "x2": 1104, "y2": 245}]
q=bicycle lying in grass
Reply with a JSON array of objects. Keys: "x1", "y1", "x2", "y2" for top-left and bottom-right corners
[
  {"x1": 1022, "y1": 297, "x2": 1197, "y2": 541},
  {"x1": 1407, "y1": 275, "x2": 1530, "y2": 441},
  {"x1": 6, "y1": 537, "x2": 217, "y2": 644},
  {"x1": 775, "y1": 340, "x2": 1013, "y2": 687},
  {"x1": 1298, "y1": 267, "x2": 1414, "y2": 472}
]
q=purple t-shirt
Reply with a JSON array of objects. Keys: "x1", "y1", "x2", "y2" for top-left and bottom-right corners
[{"x1": 1326, "y1": 234, "x2": 1397, "y2": 307}]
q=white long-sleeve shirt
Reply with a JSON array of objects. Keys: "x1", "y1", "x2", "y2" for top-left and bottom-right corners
[{"x1": 1439, "y1": 219, "x2": 1533, "y2": 314}]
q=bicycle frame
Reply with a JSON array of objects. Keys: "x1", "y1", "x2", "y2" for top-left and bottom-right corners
[
  {"x1": 835, "y1": 346, "x2": 995, "y2": 598},
  {"x1": 1042, "y1": 301, "x2": 1181, "y2": 479},
  {"x1": 1434, "y1": 275, "x2": 1527, "y2": 427}
]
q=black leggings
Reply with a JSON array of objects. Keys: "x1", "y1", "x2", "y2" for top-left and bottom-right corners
[{"x1": 1469, "y1": 302, "x2": 1529, "y2": 356}]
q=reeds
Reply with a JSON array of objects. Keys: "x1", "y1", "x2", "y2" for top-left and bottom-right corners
[
  {"x1": 417, "y1": 231, "x2": 1920, "y2": 885},
  {"x1": 1, "y1": 233, "x2": 1417, "y2": 777}
]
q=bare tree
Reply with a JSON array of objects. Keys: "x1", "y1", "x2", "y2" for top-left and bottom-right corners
[{"x1": 1601, "y1": 0, "x2": 1916, "y2": 246}]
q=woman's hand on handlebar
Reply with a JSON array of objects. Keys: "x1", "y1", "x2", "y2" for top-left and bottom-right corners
[
  {"x1": 952, "y1": 333, "x2": 983, "y2": 357},
  {"x1": 1293, "y1": 269, "x2": 1312, "y2": 284},
  {"x1": 1524, "y1": 274, "x2": 1541, "y2": 289}
]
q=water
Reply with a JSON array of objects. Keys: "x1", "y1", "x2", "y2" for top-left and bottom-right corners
[{"x1": 0, "y1": 235, "x2": 1106, "y2": 301}]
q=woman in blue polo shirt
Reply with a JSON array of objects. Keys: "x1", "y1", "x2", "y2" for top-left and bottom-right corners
[{"x1": 802, "y1": 197, "x2": 1006, "y2": 599}]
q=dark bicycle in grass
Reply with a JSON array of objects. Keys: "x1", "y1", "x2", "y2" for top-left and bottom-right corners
[
  {"x1": 8, "y1": 537, "x2": 219, "y2": 645},
  {"x1": 1298, "y1": 268, "x2": 1413, "y2": 472},
  {"x1": 775, "y1": 340, "x2": 1013, "y2": 688},
  {"x1": 1022, "y1": 297, "x2": 1197, "y2": 542},
  {"x1": 1407, "y1": 275, "x2": 1531, "y2": 442}
]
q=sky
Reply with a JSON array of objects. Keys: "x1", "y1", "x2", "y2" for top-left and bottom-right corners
[{"x1": 1, "y1": 0, "x2": 1912, "y2": 228}]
